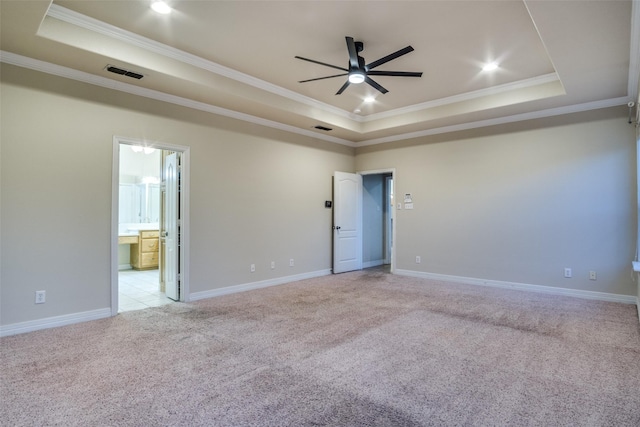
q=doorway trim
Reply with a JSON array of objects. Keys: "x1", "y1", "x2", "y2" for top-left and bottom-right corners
[
  {"x1": 111, "y1": 136, "x2": 191, "y2": 316},
  {"x1": 358, "y1": 168, "x2": 396, "y2": 273}
]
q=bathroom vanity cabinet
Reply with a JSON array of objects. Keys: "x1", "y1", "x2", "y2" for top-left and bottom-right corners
[{"x1": 130, "y1": 230, "x2": 159, "y2": 270}]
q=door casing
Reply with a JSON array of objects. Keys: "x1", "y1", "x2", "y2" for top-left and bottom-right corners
[
  {"x1": 111, "y1": 136, "x2": 190, "y2": 315},
  {"x1": 332, "y1": 168, "x2": 396, "y2": 274},
  {"x1": 359, "y1": 168, "x2": 396, "y2": 273}
]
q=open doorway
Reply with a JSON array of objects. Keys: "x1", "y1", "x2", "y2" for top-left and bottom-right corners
[
  {"x1": 111, "y1": 137, "x2": 190, "y2": 316},
  {"x1": 332, "y1": 169, "x2": 395, "y2": 275},
  {"x1": 361, "y1": 169, "x2": 395, "y2": 273},
  {"x1": 117, "y1": 144, "x2": 166, "y2": 312}
]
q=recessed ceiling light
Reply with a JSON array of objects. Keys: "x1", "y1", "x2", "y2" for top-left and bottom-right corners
[
  {"x1": 364, "y1": 96, "x2": 375, "y2": 103},
  {"x1": 482, "y1": 62, "x2": 499, "y2": 72},
  {"x1": 151, "y1": 1, "x2": 172, "y2": 14}
]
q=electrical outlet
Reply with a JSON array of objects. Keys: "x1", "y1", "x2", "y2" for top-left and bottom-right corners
[
  {"x1": 35, "y1": 290, "x2": 46, "y2": 304},
  {"x1": 564, "y1": 268, "x2": 572, "y2": 278},
  {"x1": 289, "y1": 258, "x2": 294, "y2": 267},
  {"x1": 589, "y1": 271, "x2": 597, "y2": 280},
  {"x1": 250, "y1": 264, "x2": 255, "y2": 273},
  {"x1": 415, "y1": 256, "x2": 421, "y2": 264},
  {"x1": 271, "y1": 261, "x2": 275, "y2": 270}
]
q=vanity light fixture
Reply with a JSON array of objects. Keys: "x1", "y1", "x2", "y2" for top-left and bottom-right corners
[
  {"x1": 130, "y1": 145, "x2": 156, "y2": 154},
  {"x1": 151, "y1": 1, "x2": 172, "y2": 14},
  {"x1": 142, "y1": 176, "x2": 160, "y2": 184}
]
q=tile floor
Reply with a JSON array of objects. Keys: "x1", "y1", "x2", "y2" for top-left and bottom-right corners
[{"x1": 119, "y1": 269, "x2": 173, "y2": 313}]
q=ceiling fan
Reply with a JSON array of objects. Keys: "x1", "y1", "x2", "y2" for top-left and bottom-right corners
[{"x1": 295, "y1": 36, "x2": 423, "y2": 95}]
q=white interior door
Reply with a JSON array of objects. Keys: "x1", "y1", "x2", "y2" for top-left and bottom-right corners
[
  {"x1": 333, "y1": 171, "x2": 363, "y2": 274},
  {"x1": 164, "y1": 153, "x2": 179, "y2": 300}
]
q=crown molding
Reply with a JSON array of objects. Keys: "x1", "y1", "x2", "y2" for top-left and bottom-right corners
[
  {"x1": 0, "y1": 51, "x2": 355, "y2": 147},
  {"x1": 45, "y1": 4, "x2": 352, "y2": 121},
  {"x1": 356, "y1": 96, "x2": 630, "y2": 147},
  {"x1": 361, "y1": 73, "x2": 561, "y2": 122},
  {"x1": 44, "y1": 4, "x2": 570, "y2": 125},
  {"x1": 1, "y1": 50, "x2": 630, "y2": 148}
]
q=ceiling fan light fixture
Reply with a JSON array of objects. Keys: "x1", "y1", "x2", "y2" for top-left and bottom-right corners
[
  {"x1": 296, "y1": 37, "x2": 421, "y2": 94},
  {"x1": 348, "y1": 72, "x2": 365, "y2": 84},
  {"x1": 151, "y1": 1, "x2": 172, "y2": 14}
]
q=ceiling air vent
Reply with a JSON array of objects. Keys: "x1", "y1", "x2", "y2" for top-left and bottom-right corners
[
  {"x1": 314, "y1": 125, "x2": 333, "y2": 131},
  {"x1": 105, "y1": 65, "x2": 144, "y2": 80}
]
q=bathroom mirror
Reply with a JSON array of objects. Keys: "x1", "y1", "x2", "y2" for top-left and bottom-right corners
[
  {"x1": 119, "y1": 145, "x2": 161, "y2": 229},
  {"x1": 119, "y1": 183, "x2": 160, "y2": 224}
]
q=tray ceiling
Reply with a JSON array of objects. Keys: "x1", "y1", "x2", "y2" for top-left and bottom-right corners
[{"x1": 1, "y1": 0, "x2": 638, "y2": 146}]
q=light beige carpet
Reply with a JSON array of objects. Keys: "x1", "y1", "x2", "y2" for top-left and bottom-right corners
[{"x1": 1, "y1": 269, "x2": 639, "y2": 426}]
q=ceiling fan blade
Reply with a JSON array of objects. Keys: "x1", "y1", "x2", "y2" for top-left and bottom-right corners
[
  {"x1": 367, "y1": 71, "x2": 423, "y2": 78},
  {"x1": 299, "y1": 73, "x2": 348, "y2": 83},
  {"x1": 336, "y1": 80, "x2": 351, "y2": 95},
  {"x1": 345, "y1": 37, "x2": 360, "y2": 70},
  {"x1": 295, "y1": 56, "x2": 348, "y2": 72},
  {"x1": 365, "y1": 46, "x2": 414, "y2": 70},
  {"x1": 365, "y1": 76, "x2": 388, "y2": 94}
]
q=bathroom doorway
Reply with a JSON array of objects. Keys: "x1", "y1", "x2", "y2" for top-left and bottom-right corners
[
  {"x1": 117, "y1": 144, "x2": 166, "y2": 312},
  {"x1": 111, "y1": 137, "x2": 190, "y2": 315}
]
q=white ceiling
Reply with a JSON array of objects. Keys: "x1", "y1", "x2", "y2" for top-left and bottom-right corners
[{"x1": 1, "y1": 0, "x2": 638, "y2": 146}]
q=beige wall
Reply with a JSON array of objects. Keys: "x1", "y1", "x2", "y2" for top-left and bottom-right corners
[
  {"x1": 0, "y1": 64, "x2": 354, "y2": 326},
  {"x1": 1, "y1": 62, "x2": 637, "y2": 330},
  {"x1": 356, "y1": 109, "x2": 637, "y2": 295}
]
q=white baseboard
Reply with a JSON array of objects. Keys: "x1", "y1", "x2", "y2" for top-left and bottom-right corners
[
  {"x1": 394, "y1": 269, "x2": 638, "y2": 305},
  {"x1": 188, "y1": 269, "x2": 332, "y2": 302},
  {"x1": 0, "y1": 308, "x2": 112, "y2": 337},
  {"x1": 632, "y1": 268, "x2": 640, "y2": 322},
  {"x1": 5, "y1": 270, "x2": 634, "y2": 336},
  {"x1": 363, "y1": 259, "x2": 384, "y2": 269},
  {"x1": 119, "y1": 264, "x2": 132, "y2": 271}
]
